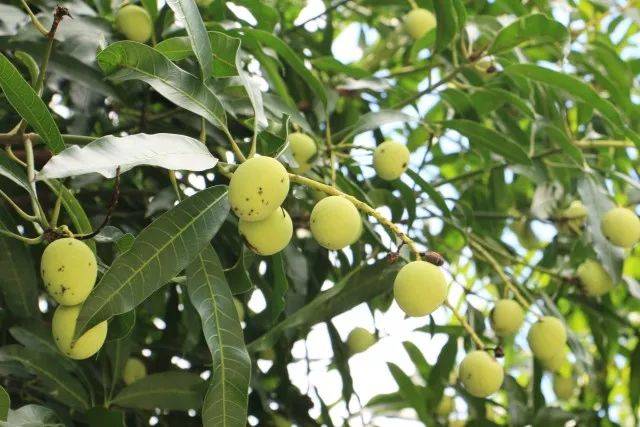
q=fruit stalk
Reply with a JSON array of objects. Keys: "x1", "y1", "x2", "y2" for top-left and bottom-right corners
[
  {"x1": 288, "y1": 173, "x2": 423, "y2": 260},
  {"x1": 443, "y1": 300, "x2": 485, "y2": 350},
  {"x1": 469, "y1": 238, "x2": 530, "y2": 309}
]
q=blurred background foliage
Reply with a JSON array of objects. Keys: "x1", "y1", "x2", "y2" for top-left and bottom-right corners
[{"x1": 1, "y1": 0, "x2": 640, "y2": 426}]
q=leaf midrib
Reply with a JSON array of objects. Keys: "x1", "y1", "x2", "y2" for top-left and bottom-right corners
[{"x1": 79, "y1": 191, "x2": 226, "y2": 334}]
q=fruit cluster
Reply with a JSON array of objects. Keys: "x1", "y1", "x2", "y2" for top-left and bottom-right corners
[{"x1": 40, "y1": 238, "x2": 108, "y2": 359}]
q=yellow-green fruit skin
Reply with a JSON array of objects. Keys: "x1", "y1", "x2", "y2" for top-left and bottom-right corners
[
  {"x1": 601, "y1": 207, "x2": 640, "y2": 248},
  {"x1": 310, "y1": 196, "x2": 361, "y2": 250},
  {"x1": 239, "y1": 207, "x2": 293, "y2": 255},
  {"x1": 559, "y1": 200, "x2": 587, "y2": 234},
  {"x1": 436, "y1": 395, "x2": 453, "y2": 416},
  {"x1": 233, "y1": 298, "x2": 245, "y2": 322},
  {"x1": 115, "y1": 5, "x2": 152, "y2": 43},
  {"x1": 459, "y1": 351, "x2": 504, "y2": 398},
  {"x1": 196, "y1": 0, "x2": 213, "y2": 6},
  {"x1": 393, "y1": 261, "x2": 447, "y2": 317},
  {"x1": 41, "y1": 238, "x2": 97, "y2": 306},
  {"x1": 229, "y1": 156, "x2": 290, "y2": 222},
  {"x1": 527, "y1": 316, "x2": 566, "y2": 361},
  {"x1": 123, "y1": 358, "x2": 147, "y2": 385},
  {"x1": 346, "y1": 327, "x2": 376, "y2": 354},
  {"x1": 404, "y1": 8, "x2": 436, "y2": 40},
  {"x1": 541, "y1": 346, "x2": 567, "y2": 372},
  {"x1": 490, "y1": 299, "x2": 525, "y2": 337},
  {"x1": 52, "y1": 305, "x2": 108, "y2": 360},
  {"x1": 373, "y1": 140, "x2": 410, "y2": 181},
  {"x1": 553, "y1": 375, "x2": 574, "y2": 400},
  {"x1": 288, "y1": 132, "x2": 316, "y2": 174},
  {"x1": 577, "y1": 259, "x2": 614, "y2": 297}
]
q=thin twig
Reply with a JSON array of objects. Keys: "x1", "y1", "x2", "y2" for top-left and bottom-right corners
[{"x1": 75, "y1": 167, "x2": 121, "y2": 240}]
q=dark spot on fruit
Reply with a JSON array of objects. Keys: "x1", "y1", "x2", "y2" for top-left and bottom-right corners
[
  {"x1": 58, "y1": 266, "x2": 65, "y2": 272},
  {"x1": 68, "y1": 242, "x2": 72, "y2": 246},
  {"x1": 245, "y1": 197, "x2": 249, "y2": 201},
  {"x1": 402, "y1": 162, "x2": 407, "y2": 168}
]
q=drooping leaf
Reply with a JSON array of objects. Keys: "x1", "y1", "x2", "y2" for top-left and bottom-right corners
[
  {"x1": 334, "y1": 110, "x2": 417, "y2": 141},
  {"x1": 445, "y1": 119, "x2": 532, "y2": 164},
  {"x1": 186, "y1": 246, "x2": 251, "y2": 427},
  {"x1": 0, "y1": 53, "x2": 64, "y2": 153},
  {"x1": 433, "y1": 0, "x2": 465, "y2": 53},
  {"x1": 166, "y1": 0, "x2": 213, "y2": 79},
  {"x1": 37, "y1": 133, "x2": 217, "y2": 180},
  {"x1": 489, "y1": 13, "x2": 569, "y2": 54},
  {"x1": 506, "y1": 64, "x2": 640, "y2": 146},
  {"x1": 269, "y1": 253, "x2": 288, "y2": 322},
  {"x1": 0, "y1": 204, "x2": 38, "y2": 318},
  {"x1": 0, "y1": 345, "x2": 89, "y2": 410},
  {"x1": 75, "y1": 186, "x2": 230, "y2": 336},
  {"x1": 249, "y1": 260, "x2": 401, "y2": 351},
  {"x1": 111, "y1": 371, "x2": 205, "y2": 410},
  {"x1": 239, "y1": 28, "x2": 327, "y2": 108},
  {"x1": 406, "y1": 169, "x2": 451, "y2": 217},
  {"x1": 97, "y1": 41, "x2": 227, "y2": 130}
]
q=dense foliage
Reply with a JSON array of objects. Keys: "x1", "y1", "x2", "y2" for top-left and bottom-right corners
[{"x1": 1, "y1": 0, "x2": 640, "y2": 426}]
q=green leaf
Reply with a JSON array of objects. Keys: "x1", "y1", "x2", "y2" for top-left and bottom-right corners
[
  {"x1": 0, "y1": 386, "x2": 8, "y2": 421},
  {"x1": 444, "y1": 119, "x2": 532, "y2": 165},
  {"x1": 248, "y1": 260, "x2": 401, "y2": 351},
  {"x1": 166, "y1": 0, "x2": 213, "y2": 79},
  {"x1": 505, "y1": 64, "x2": 640, "y2": 146},
  {"x1": 156, "y1": 32, "x2": 240, "y2": 78},
  {"x1": 75, "y1": 186, "x2": 230, "y2": 337},
  {"x1": 0, "y1": 150, "x2": 33, "y2": 195},
  {"x1": 539, "y1": 123, "x2": 584, "y2": 165},
  {"x1": 405, "y1": 169, "x2": 451, "y2": 217},
  {"x1": 45, "y1": 180, "x2": 96, "y2": 252},
  {"x1": 111, "y1": 371, "x2": 205, "y2": 410},
  {"x1": 334, "y1": 110, "x2": 417, "y2": 141},
  {"x1": 387, "y1": 363, "x2": 429, "y2": 423},
  {"x1": 489, "y1": 13, "x2": 569, "y2": 54},
  {"x1": 0, "y1": 204, "x2": 38, "y2": 318},
  {"x1": 97, "y1": 41, "x2": 227, "y2": 130},
  {"x1": 433, "y1": 0, "x2": 465, "y2": 53},
  {"x1": 186, "y1": 246, "x2": 251, "y2": 427},
  {"x1": 0, "y1": 345, "x2": 89, "y2": 410},
  {"x1": 240, "y1": 28, "x2": 327, "y2": 108},
  {"x1": 269, "y1": 253, "x2": 288, "y2": 322},
  {"x1": 225, "y1": 246, "x2": 255, "y2": 295},
  {"x1": 0, "y1": 53, "x2": 64, "y2": 153},
  {"x1": 85, "y1": 407, "x2": 126, "y2": 427}
]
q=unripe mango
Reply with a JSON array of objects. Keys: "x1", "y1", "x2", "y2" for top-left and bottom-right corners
[
  {"x1": 577, "y1": 259, "x2": 614, "y2": 297},
  {"x1": 41, "y1": 238, "x2": 97, "y2": 306},
  {"x1": 288, "y1": 132, "x2": 316, "y2": 174},
  {"x1": 490, "y1": 299, "x2": 525, "y2": 337},
  {"x1": 459, "y1": 351, "x2": 504, "y2": 398},
  {"x1": 346, "y1": 327, "x2": 376, "y2": 354},
  {"x1": 558, "y1": 200, "x2": 587, "y2": 234},
  {"x1": 239, "y1": 207, "x2": 293, "y2": 255},
  {"x1": 310, "y1": 196, "x2": 362, "y2": 250},
  {"x1": 527, "y1": 316, "x2": 566, "y2": 361},
  {"x1": 123, "y1": 357, "x2": 147, "y2": 385},
  {"x1": 436, "y1": 395, "x2": 453, "y2": 416},
  {"x1": 394, "y1": 261, "x2": 447, "y2": 317},
  {"x1": 373, "y1": 140, "x2": 410, "y2": 181},
  {"x1": 601, "y1": 207, "x2": 640, "y2": 248},
  {"x1": 196, "y1": 0, "x2": 214, "y2": 6},
  {"x1": 229, "y1": 156, "x2": 290, "y2": 222},
  {"x1": 115, "y1": 5, "x2": 152, "y2": 43},
  {"x1": 540, "y1": 346, "x2": 567, "y2": 372},
  {"x1": 553, "y1": 375, "x2": 574, "y2": 400},
  {"x1": 404, "y1": 8, "x2": 436, "y2": 40},
  {"x1": 52, "y1": 305, "x2": 108, "y2": 360}
]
